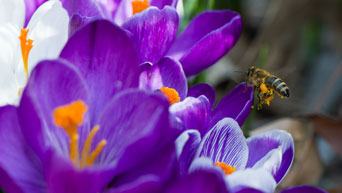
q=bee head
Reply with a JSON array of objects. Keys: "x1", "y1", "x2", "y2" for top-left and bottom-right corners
[{"x1": 247, "y1": 66, "x2": 255, "y2": 78}]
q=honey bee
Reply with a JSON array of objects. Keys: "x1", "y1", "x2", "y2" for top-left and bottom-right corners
[{"x1": 246, "y1": 66, "x2": 289, "y2": 109}]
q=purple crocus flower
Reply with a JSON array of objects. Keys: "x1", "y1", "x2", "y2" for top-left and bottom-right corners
[
  {"x1": 124, "y1": 6, "x2": 242, "y2": 78},
  {"x1": 60, "y1": 0, "x2": 241, "y2": 78},
  {"x1": 0, "y1": 19, "x2": 180, "y2": 193},
  {"x1": 176, "y1": 117, "x2": 294, "y2": 193}
]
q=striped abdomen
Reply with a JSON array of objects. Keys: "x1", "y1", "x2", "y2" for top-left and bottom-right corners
[{"x1": 265, "y1": 76, "x2": 290, "y2": 97}]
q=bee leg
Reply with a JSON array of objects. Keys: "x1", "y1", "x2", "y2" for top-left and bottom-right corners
[{"x1": 256, "y1": 89, "x2": 265, "y2": 110}]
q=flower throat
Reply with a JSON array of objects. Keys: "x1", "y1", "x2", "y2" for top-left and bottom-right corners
[{"x1": 54, "y1": 100, "x2": 107, "y2": 167}]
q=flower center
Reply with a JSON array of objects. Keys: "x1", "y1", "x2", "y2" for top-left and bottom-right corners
[
  {"x1": 53, "y1": 100, "x2": 107, "y2": 167},
  {"x1": 159, "y1": 87, "x2": 180, "y2": 105},
  {"x1": 215, "y1": 162, "x2": 236, "y2": 175},
  {"x1": 19, "y1": 28, "x2": 33, "y2": 81},
  {"x1": 131, "y1": 0, "x2": 149, "y2": 15}
]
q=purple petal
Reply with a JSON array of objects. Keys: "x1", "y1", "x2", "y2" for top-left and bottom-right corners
[
  {"x1": 24, "y1": 0, "x2": 47, "y2": 26},
  {"x1": 166, "y1": 168, "x2": 228, "y2": 193},
  {"x1": 106, "y1": 175, "x2": 161, "y2": 193},
  {"x1": 211, "y1": 83, "x2": 253, "y2": 127},
  {"x1": 139, "y1": 57, "x2": 187, "y2": 100},
  {"x1": 0, "y1": 106, "x2": 46, "y2": 193},
  {"x1": 108, "y1": 144, "x2": 177, "y2": 191},
  {"x1": 44, "y1": 150, "x2": 115, "y2": 193},
  {"x1": 175, "y1": 130, "x2": 201, "y2": 175},
  {"x1": 188, "y1": 83, "x2": 216, "y2": 108},
  {"x1": 94, "y1": 89, "x2": 178, "y2": 175},
  {"x1": 167, "y1": 10, "x2": 242, "y2": 76},
  {"x1": 68, "y1": 14, "x2": 100, "y2": 37},
  {"x1": 170, "y1": 96, "x2": 210, "y2": 136},
  {"x1": 59, "y1": 0, "x2": 104, "y2": 18},
  {"x1": 226, "y1": 168, "x2": 276, "y2": 193},
  {"x1": 18, "y1": 60, "x2": 88, "y2": 159},
  {"x1": 252, "y1": 147, "x2": 282, "y2": 177},
  {"x1": 198, "y1": 118, "x2": 248, "y2": 170},
  {"x1": 60, "y1": 20, "x2": 140, "y2": 123},
  {"x1": 246, "y1": 130, "x2": 294, "y2": 184},
  {"x1": 150, "y1": 0, "x2": 178, "y2": 9},
  {"x1": 280, "y1": 186, "x2": 327, "y2": 193},
  {"x1": 122, "y1": 7, "x2": 179, "y2": 64}
]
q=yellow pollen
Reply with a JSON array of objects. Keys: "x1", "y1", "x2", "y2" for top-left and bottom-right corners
[
  {"x1": 215, "y1": 162, "x2": 236, "y2": 175},
  {"x1": 19, "y1": 28, "x2": 33, "y2": 81},
  {"x1": 53, "y1": 100, "x2": 107, "y2": 167},
  {"x1": 159, "y1": 87, "x2": 180, "y2": 105},
  {"x1": 265, "y1": 95, "x2": 274, "y2": 106},
  {"x1": 259, "y1": 83, "x2": 268, "y2": 94},
  {"x1": 131, "y1": 0, "x2": 149, "y2": 15}
]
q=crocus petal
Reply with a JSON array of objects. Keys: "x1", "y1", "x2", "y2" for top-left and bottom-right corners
[
  {"x1": 170, "y1": 96, "x2": 210, "y2": 135},
  {"x1": 139, "y1": 57, "x2": 187, "y2": 99},
  {"x1": 188, "y1": 83, "x2": 216, "y2": 108},
  {"x1": 16, "y1": 0, "x2": 69, "y2": 87},
  {"x1": 226, "y1": 168, "x2": 276, "y2": 193},
  {"x1": 94, "y1": 89, "x2": 176, "y2": 175},
  {"x1": 68, "y1": 13, "x2": 99, "y2": 37},
  {"x1": 123, "y1": 7, "x2": 178, "y2": 64},
  {"x1": 60, "y1": 20, "x2": 140, "y2": 123},
  {"x1": 18, "y1": 59, "x2": 88, "y2": 159},
  {"x1": 175, "y1": 130, "x2": 201, "y2": 175},
  {"x1": 198, "y1": 118, "x2": 248, "y2": 170},
  {"x1": 23, "y1": 0, "x2": 47, "y2": 26},
  {"x1": 108, "y1": 144, "x2": 177, "y2": 190},
  {"x1": 59, "y1": 0, "x2": 104, "y2": 18},
  {"x1": 107, "y1": 175, "x2": 161, "y2": 193},
  {"x1": 0, "y1": 24, "x2": 20, "y2": 106},
  {"x1": 246, "y1": 130, "x2": 294, "y2": 184},
  {"x1": 167, "y1": 10, "x2": 242, "y2": 76},
  {"x1": 280, "y1": 186, "x2": 327, "y2": 193},
  {"x1": 0, "y1": 105, "x2": 46, "y2": 193},
  {"x1": 166, "y1": 168, "x2": 228, "y2": 193},
  {"x1": 252, "y1": 147, "x2": 282, "y2": 177},
  {"x1": 44, "y1": 150, "x2": 115, "y2": 193},
  {"x1": 211, "y1": 83, "x2": 253, "y2": 127},
  {"x1": 0, "y1": 0, "x2": 25, "y2": 27},
  {"x1": 150, "y1": 0, "x2": 178, "y2": 9}
]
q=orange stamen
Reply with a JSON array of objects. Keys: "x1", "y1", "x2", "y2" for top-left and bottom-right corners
[
  {"x1": 19, "y1": 28, "x2": 33, "y2": 81},
  {"x1": 54, "y1": 100, "x2": 107, "y2": 167},
  {"x1": 159, "y1": 87, "x2": 180, "y2": 105},
  {"x1": 215, "y1": 162, "x2": 236, "y2": 175},
  {"x1": 131, "y1": 0, "x2": 149, "y2": 15}
]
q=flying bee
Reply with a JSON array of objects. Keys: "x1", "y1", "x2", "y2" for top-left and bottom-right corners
[{"x1": 246, "y1": 66, "x2": 289, "y2": 109}]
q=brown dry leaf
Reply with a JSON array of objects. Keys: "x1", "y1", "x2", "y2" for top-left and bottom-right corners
[
  {"x1": 250, "y1": 118, "x2": 324, "y2": 190},
  {"x1": 306, "y1": 114, "x2": 342, "y2": 155}
]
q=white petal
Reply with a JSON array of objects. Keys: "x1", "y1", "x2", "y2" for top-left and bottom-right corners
[
  {"x1": 252, "y1": 146, "x2": 282, "y2": 176},
  {"x1": 0, "y1": 23, "x2": 21, "y2": 72},
  {"x1": 0, "y1": 23, "x2": 21, "y2": 106},
  {"x1": 0, "y1": 0, "x2": 25, "y2": 27},
  {"x1": 16, "y1": 0, "x2": 69, "y2": 87},
  {"x1": 226, "y1": 168, "x2": 276, "y2": 193}
]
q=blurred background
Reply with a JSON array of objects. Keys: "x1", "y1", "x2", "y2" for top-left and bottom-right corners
[{"x1": 183, "y1": 0, "x2": 341, "y2": 192}]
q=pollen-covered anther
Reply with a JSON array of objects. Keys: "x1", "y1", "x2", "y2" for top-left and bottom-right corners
[
  {"x1": 19, "y1": 28, "x2": 34, "y2": 81},
  {"x1": 54, "y1": 100, "x2": 107, "y2": 167},
  {"x1": 215, "y1": 162, "x2": 236, "y2": 175},
  {"x1": 159, "y1": 87, "x2": 180, "y2": 105},
  {"x1": 131, "y1": 0, "x2": 149, "y2": 15}
]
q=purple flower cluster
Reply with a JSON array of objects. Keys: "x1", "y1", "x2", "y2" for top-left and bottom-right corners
[{"x1": 0, "y1": 0, "x2": 326, "y2": 193}]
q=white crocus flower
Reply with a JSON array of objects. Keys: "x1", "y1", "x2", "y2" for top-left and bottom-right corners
[{"x1": 0, "y1": 0, "x2": 69, "y2": 106}]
